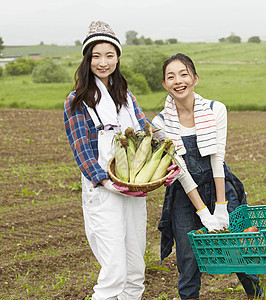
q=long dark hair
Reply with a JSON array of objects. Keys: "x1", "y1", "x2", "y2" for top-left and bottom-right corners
[
  {"x1": 162, "y1": 53, "x2": 197, "y2": 80},
  {"x1": 71, "y1": 41, "x2": 128, "y2": 113}
]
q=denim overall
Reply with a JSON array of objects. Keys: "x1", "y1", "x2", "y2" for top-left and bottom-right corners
[
  {"x1": 158, "y1": 101, "x2": 263, "y2": 299},
  {"x1": 168, "y1": 134, "x2": 263, "y2": 299}
]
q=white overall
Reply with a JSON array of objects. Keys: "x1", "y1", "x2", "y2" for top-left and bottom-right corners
[{"x1": 81, "y1": 105, "x2": 147, "y2": 300}]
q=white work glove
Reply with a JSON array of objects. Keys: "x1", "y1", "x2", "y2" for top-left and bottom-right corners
[
  {"x1": 213, "y1": 201, "x2": 229, "y2": 229},
  {"x1": 196, "y1": 206, "x2": 223, "y2": 232},
  {"x1": 164, "y1": 163, "x2": 181, "y2": 186},
  {"x1": 103, "y1": 180, "x2": 147, "y2": 197}
]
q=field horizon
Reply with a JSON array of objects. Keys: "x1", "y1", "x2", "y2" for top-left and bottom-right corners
[{"x1": 1, "y1": 42, "x2": 266, "y2": 111}]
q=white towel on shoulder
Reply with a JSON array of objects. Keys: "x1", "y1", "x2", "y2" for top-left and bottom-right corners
[
  {"x1": 164, "y1": 93, "x2": 217, "y2": 156},
  {"x1": 94, "y1": 76, "x2": 140, "y2": 133}
]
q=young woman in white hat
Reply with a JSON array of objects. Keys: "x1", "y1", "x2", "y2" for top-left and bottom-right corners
[{"x1": 64, "y1": 21, "x2": 159, "y2": 300}]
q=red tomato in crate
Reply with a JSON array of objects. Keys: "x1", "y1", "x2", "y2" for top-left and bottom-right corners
[{"x1": 243, "y1": 226, "x2": 259, "y2": 233}]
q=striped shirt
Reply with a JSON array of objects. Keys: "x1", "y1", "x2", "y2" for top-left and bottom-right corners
[{"x1": 152, "y1": 99, "x2": 227, "y2": 194}]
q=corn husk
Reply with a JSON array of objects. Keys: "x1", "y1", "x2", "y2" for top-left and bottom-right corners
[
  {"x1": 114, "y1": 133, "x2": 129, "y2": 182},
  {"x1": 150, "y1": 143, "x2": 175, "y2": 181},
  {"x1": 125, "y1": 128, "x2": 136, "y2": 182},
  {"x1": 127, "y1": 137, "x2": 136, "y2": 182},
  {"x1": 130, "y1": 122, "x2": 152, "y2": 182},
  {"x1": 135, "y1": 139, "x2": 172, "y2": 183}
]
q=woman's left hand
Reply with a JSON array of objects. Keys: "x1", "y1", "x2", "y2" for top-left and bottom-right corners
[
  {"x1": 164, "y1": 163, "x2": 181, "y2": 186},
  {"x1": 213, "y1": 202, "x2": 229, "y2": 229}
]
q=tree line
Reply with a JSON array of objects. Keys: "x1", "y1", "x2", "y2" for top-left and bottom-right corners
[
  {"x1": 125, "y1": 31, "x2": 178, "y2": 45},
  {"x1": 125, "y1": 31, "x2": 262, "y2": 45},
  {"x1": 219, "y1": 33, "x2": 261, "y2": 44},
  {"x1": 0, "y1": 32, "x2": 262, "y2": 53}
]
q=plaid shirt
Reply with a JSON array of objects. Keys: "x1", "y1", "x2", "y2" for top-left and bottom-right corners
[{"x1": 64, "y1": 89, "x2": 158, "y2": 187}]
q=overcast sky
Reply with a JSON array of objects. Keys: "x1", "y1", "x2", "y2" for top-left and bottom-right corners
[{"x1": 1, "y1": 0, "x2": 266, "y2": 46}]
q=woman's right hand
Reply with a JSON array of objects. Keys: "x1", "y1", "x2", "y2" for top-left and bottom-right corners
[
  {"x1": 102, "y1": 179, "x2": 147, "y2": 197},
  {"x1": 196, "y1": 206, "x2": 223, "y2": 231}
]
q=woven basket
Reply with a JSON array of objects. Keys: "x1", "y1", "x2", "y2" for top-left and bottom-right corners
[{"x1": 107, "y1": 156, "x2": 173, "y2": 192}]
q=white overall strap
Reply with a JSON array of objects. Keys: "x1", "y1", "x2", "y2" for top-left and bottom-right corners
[
  {"x1": 83, "y1": 101, "x2": 115, "y2": 171},
  {"x1": 83, "y1": 101, "x2": 102, "y2": 128}
]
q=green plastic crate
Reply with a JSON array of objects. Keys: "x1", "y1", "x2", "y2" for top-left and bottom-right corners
[{"x1": 188, "y1": 205, "x2": 266, "y2": 274}]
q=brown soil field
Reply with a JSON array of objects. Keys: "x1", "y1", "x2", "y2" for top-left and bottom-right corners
[{"x1": 0, "y1": 109, "x2": 265, "y2": 299}]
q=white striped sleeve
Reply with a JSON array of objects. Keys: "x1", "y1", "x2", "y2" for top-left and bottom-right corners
[
  {"x1": 210, "y1": 101, "x2": 227, "y2": 178},
  {"x1": 152, "y1": 110, "x2": 166, "y2": 139}
]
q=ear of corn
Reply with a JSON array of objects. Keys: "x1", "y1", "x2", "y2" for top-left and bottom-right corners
[
  {"x1": 150, "y1": 143, "x2": 175, "y2": 181},
  {"x1": 127, "y1": 137, "x2": 136, "y2": 182},
  {"x1": 112, "y1": 126, "x2": 181, "y2": 187},
  {"x1": 130, "y1": 135, "x2": 152, "y2": 182},
  {"x1": 124, "y1": 127, "x2": 137, "y2": 182},
  {"x1": 115, "y1": 133, "x2": 129, "y2": 182},
  {"x1": 127, "y1": 137, "x2": 136, "y2": 165},
  {"x1": 130, "y1": 122, "x2": 152, "y2": 182},
  {"x1": 135, "y1": 139, "x2": 172, "y2": 183},
  {"x1": 146, "y1": 142, "x2": 152, "y2": 161}
]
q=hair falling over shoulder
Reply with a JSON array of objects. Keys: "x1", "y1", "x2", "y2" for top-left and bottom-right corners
[{"x1": 71, "y1": 42, "x2": 128, "y2": 113}]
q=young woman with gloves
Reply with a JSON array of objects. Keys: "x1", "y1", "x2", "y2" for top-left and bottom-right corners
[
  {"x1": 64, "y1": 21, "x2": 157, "y2": 300},
  {"x1": 152, "y1": 53, "x2": 263, "y2": 300}
]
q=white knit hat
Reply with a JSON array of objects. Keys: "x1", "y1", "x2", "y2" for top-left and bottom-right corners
[{"x1": 82, "y1": 21, "x2": 122, "y2": 56}]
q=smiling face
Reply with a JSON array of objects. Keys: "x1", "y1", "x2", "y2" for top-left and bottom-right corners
[
  {"x1": 162, "y1": 59, "x2": 199, "y2": 102},
  {"x1": 90, "y1": 42, "x2": 118, "y2": 87}
]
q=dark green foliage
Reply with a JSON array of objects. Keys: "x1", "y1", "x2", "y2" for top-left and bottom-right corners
[
  {"x1": 0, "y1": 37, "x2": 4, "y2": 52},
  {"x1": 132, "y1": 38, "x2": 140, "y2": 45},
  {"x1": 129, "y1": 73, "x2": 151, "y2": 95},
  {"x1": 126, "y1": 31, "x2": 138, "y2": 45},
  {"x1": 0, "y1": 66, "x2": 3, "y2": 77},
  {"x1": 219, "y1": 38, "x2": 226, "y2": 43},
  {"x1": 154, "y1": 40, "x2": 164, "y2": 45},
  {"x1": 131, "y1": 50, "x2": 167, "y2": 91},
  {"x1": 5, "y1": 57, "x2": 37, "y2": 76},
  {"x1": 144, "y1": 38, "x2": 153, "y2": 45},
  {"x1": 167, "y1": 38, "x2": 178, "y2": 44},
  {"x1": 248, "y1": 36, "x2": 261, "y2": 43},
  {"x1": 125, "y1": 30, "x2": 166, "y2": 46},
  {"x1": 219, "y1": 34, "x2": 241, "y2": 43},
  {"x1": 120, "y1": 64, "x2": 151, "y2": 95},
  {"x1": 75, "y1": 40, "x2": 82, "y2": 46},
  {"x1": 32, "y1": 59, "x2": 71, "y2": 83},
  {"x1": 228, "y1": 35, "x2": 241, "y2": 43}
]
